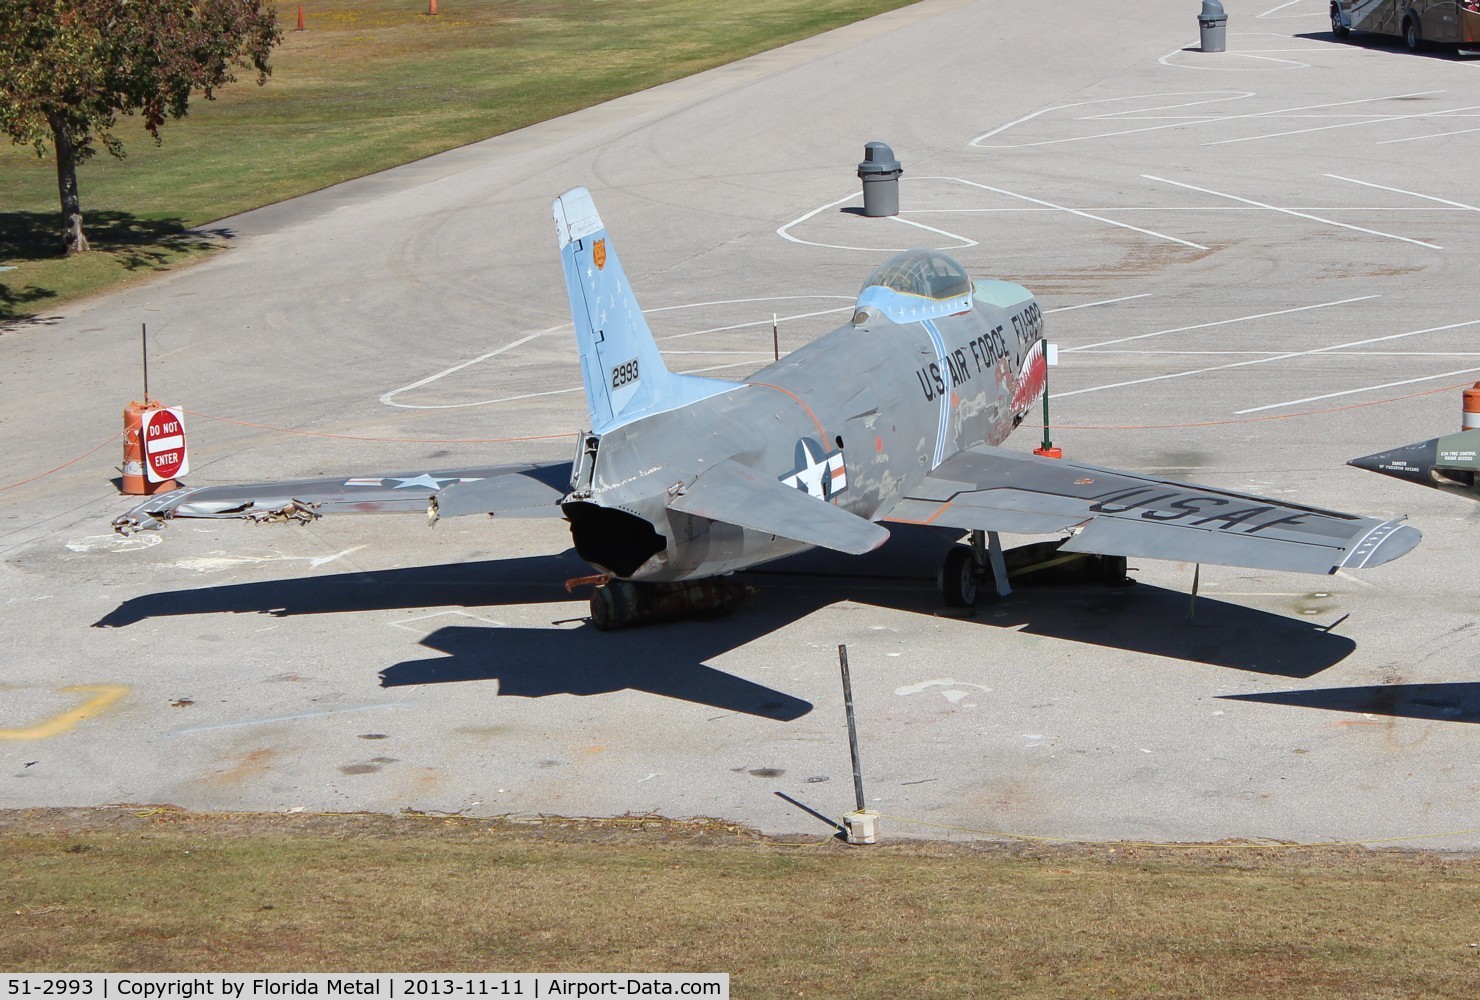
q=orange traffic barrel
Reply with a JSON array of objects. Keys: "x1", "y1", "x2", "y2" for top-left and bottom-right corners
[
  {"x1": 121, "y1": 400, "x2": 176, "y2": 495},
  {"x1": 1465, "y1": 382, "x2": 1480, "y2": 431}
]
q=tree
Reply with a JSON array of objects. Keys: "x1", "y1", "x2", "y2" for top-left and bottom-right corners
[{"x1": 0, "y1": 0, "x2": 281, "y2": 254}]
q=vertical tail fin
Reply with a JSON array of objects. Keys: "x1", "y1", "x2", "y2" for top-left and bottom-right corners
[{"x1": 553, "y1": 188, "x2": 733, "y2": 434}]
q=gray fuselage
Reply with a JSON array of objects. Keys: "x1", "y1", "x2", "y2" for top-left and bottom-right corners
[{"x1": 564, "y1": 281, "x2": 1043, "y2": 581}]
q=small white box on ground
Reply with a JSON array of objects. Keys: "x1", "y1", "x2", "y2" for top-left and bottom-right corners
[{"x1": 843, "y1": 809, "x2": 879, "y2": 845}]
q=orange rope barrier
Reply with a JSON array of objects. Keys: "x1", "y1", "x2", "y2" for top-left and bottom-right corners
[
  {"x1": 179, "y1": 408, "x2": 569, "y2": 445},
  {"x1": 0, "y1": 430, "x2": 124, "y2": 493}
]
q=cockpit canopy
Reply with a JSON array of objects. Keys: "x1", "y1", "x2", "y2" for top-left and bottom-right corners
[{"x1": 854, "y1": 250, "x2": 975, "y2": 324}]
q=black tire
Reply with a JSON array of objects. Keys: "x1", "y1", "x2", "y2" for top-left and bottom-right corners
[
  {"x1": 939, "y1": 546, "x2": 979, "y2": 607},
  {"x1": 1404, "y1": 17, "x2": 1421, "y2": 51},
  {"x1": 1330, "y1": 5, "x2": 1349, "y2": 38}
]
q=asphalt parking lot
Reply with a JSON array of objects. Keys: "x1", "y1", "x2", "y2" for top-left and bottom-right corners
[{"x1": 4, "y1": 0, "x2": 1478, "y2": 846}]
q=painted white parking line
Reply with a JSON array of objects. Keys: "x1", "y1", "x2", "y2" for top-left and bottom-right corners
[
  {"x1": 1080, "y1": 350, "x2": 1480, "y2": 357},
  {"x1": 776, "y1": 190, "x2": 859, "y2": 246},
  {"x1": 1061, "y1": 317, "x2": 1480, "y2": 400},
  {"x1": 1158, "y1": 43, "x2": 1313, "y2": 72},
  {"x1": 975, "y1": 90, "x2": 1444, "y2": 147},
  {"x1": 937, "y1": 176, "x2": 1208, "y2": 250},
  {"x1": 1143, "y1": 175, "x2": 1443, "y2": 249},
  {"x1": 1065, "y1": 296, "x2": 1378, "y2": 352},
  {"x1": 1204, "y1": 105, "x2": 1480, "y2": 145},
  {"x1": 659, "y1": 305, "x2": 852, "y2": 342},
  {"x1": 1324, "y1": 175, "x2": 1480, "y2": 213},
  {"x1": 1256, "y1": 0, "x2": 1319, "y2": 16},
  {"x1": 1044, "y1": 293, "x2": 1151, "y2": 314},
  {"x1": 888, "y1": 215, "x2": 978, "y2": 248},
  {"x1": 379, "y1": 329, "x2": 555, "y2": 407},
  {"x1": 382, "y1": 297, "x2": 850, "y2": 409},
  {"x1": 905, "y1": 205, "x2": 1474, "y2": 213},
  {"x1": 1236, "y1": 367, "x2": 1480, "y2": 414},
  {"x1": 1380, "y1": 125, "x2": 1480, "y2": 143},
  {"x1": 646, "y1": 295, "x2": 856, "y2": 315},
  {"x1": 775, "y1": 189, "x2": 974, "y2": 252},
  {"x1": 970, "y1": 92, "x2": 1254, "y2": 147}
]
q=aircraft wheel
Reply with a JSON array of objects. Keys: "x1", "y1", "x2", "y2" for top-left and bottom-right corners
[
  {"x1": 1329, "y1": 5, "x2": 1349, "y2": 37},
  {"x1": 589, "y1": 581, "x2": 636, "y2": 630},
  {"x1": 938, "y1": 546, "x2": 979, "y2": 607},
  {"x1": 1404, "y1": 17, "x2": 1422, "y2": 50}
]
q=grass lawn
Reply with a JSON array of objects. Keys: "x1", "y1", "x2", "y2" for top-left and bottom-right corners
[
  {"x1": 0, "y1": 0, "x2": 917, "y2": 321},
  {"x1": 2, "y1": 809, "x2": 1478, "y2": 997}
]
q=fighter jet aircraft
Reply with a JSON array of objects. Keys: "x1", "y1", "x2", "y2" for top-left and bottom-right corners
[
  {"x1": 113, "y1": 187, "x2": 1420, "y2": 628},
  {"x1": 1350, "y1": 429, "x2": 1480, "y2": 501}
]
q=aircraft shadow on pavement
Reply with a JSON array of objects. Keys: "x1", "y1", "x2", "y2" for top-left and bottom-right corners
[
  {"x1": 746, "y1": 525, "x2": 1354, "y2": 679},
  {"x1": 97, "y1": 524, "x2": 1354, "y2": 723},
  {"x1": 1220, "y1": 683, "x2": 1480, "y2": 724},
  {"x1": 380, "y1": 611, "x2": 814, "y2": 722},
  {"x1": 93, "y1": 552, "x2": 590, "y2": 628}
]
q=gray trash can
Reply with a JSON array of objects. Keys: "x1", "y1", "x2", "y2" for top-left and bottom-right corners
[
  {"x1": 857, "y1": 142, "x2": 902, "y2": 218},
  {"x1": 1199, "y1": 0, "x2": 1227, "y2": 52}
]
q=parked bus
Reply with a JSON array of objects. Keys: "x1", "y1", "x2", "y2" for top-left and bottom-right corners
[{"x1": 1331, "y1": 1, "x2": 1480, "y2": 51}]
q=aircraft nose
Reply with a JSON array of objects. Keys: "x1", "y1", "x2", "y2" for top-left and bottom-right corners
[{"x1": 1348, "y1": 438, "x2": 1439, "y2": 485}]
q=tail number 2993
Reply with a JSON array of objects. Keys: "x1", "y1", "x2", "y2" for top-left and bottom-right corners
[{"x1": 611, "y1": 359, "x2": 640, "y2": 388}]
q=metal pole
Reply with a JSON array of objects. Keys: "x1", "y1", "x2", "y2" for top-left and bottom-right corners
[
  {"x1": 839, "y1": 644, "x2": 866, "y2": 813},
  {"x1": 772, "y1": 314, "x2": 779, "y2": 361},
  {"x1": 141, "y1": 323, "x2": 149, "y2": 403},
  {"x1": 1040, "y1": 339, "x2": 1051, "y2": 452}
]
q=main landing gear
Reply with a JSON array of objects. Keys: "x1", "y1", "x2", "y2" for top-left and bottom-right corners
[
  {"x1": 937, "y1": 531, "x2": 1133, "y2": 608},
  {"x1": 939, "y1": 530, "x2": 1011, "y2": 607}
]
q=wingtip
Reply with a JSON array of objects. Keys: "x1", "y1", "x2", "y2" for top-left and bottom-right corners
[{"x1": 1341, "y1": 518, "x2": 1421, "y2": 570}]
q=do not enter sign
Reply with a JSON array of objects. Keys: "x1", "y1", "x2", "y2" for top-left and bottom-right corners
[{"x1": 142, "y1": 406, "x2": 189, "y2": 483}]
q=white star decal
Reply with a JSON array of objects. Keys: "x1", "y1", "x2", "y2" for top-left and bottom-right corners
[{"x1": 390, "y1": 474, "x2": 456, "y2": 491}]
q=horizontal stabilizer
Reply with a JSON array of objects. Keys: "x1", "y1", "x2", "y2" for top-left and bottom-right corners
[
  {"x1": 114, "y1": 463, "x2": 571, "y2": 534},
  {"x1": 432, "y1": 465, "x2": 571, "y2": 519},
  {"x1": 669, "y1": 459, "x2": 889, "y2": 556},
  {"x1": 888, "y1": 445, "x2": 1419, "y2": 574}
]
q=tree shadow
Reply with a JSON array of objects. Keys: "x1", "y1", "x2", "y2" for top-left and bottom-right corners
[
  {"x1": 0, "y1": 277, "x2": 56, "y2": 322},
  {"x1": 1220, "y1": 683, "x2": 1480, "y2": 723},
  {"x1": 0, "y1": 209, "x2": 230, "y2": 323},
  {"x1": 0, "y1": 209, "x2": 220, "y2": 266}
]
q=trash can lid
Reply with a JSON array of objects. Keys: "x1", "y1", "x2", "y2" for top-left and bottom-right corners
[
  {"x1": 857, "y1": 141, "x2": 902, "y2": 174},
  {"x1": 1200, "y1": 0, "x2": 1225, "y2": 17}
]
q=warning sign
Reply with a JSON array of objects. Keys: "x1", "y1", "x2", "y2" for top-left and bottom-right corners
[{"x1": 142, "y1": 406, "x2": 189, "y2": 483}]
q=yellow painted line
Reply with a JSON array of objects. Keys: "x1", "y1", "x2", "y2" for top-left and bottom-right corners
[{"x1": 0, "y1": 684, "x2": 128, "y2": 740}]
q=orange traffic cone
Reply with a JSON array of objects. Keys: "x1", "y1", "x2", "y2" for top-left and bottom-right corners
[{"x1": 122, "y1": 400, "x2": 176, "y2": 495}]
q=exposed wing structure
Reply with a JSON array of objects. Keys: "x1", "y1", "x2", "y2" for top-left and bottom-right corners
[
  {"x1": 113, "y1": 463, "x2": 572, "y2": 534},
  {"x1": 886, "y1": 445, "x2": 1418, "y2": 574},
  {"x1": 668, "y1": 459, "x2": 890, "y2": 556}
]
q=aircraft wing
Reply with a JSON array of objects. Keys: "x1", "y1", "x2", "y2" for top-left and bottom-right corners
[
  {"x1": 113, "y1": 462, "x2": 572, "y2": 534},
  {"x1": 669, "y1": 459, "x2": 890, "y2": 556},
  {"x1": 884, "y1": 445, "x2": 1418, "y2": 574}
]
